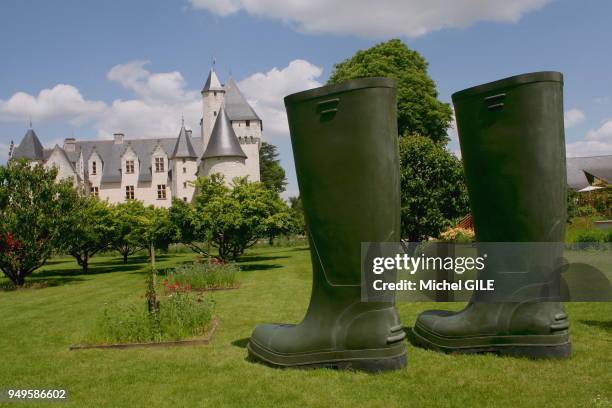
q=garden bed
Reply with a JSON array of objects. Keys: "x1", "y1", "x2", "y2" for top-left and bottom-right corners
[
  {"x1": 162, "y1": 262, "x2": 240, "y2": 293},
  {"x1": 70, "y1": 319, "x2": 219, "y2": 350}
]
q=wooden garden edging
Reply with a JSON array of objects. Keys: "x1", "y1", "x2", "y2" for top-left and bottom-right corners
[{"x1": 69, "y1": 319, "x2": 219, "y2": 351}]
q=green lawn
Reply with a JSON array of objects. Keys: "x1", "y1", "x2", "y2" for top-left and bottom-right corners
[{"x1": 0, "y1": 247, "x2": 611, "y2": 408}]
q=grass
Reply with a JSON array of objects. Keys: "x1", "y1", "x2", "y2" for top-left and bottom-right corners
[
  {"x1": 162, "y1": 262, "x2": 240, "y2": 291},
  {"x1": 0, "y1": 247, "x2": 611, "y2": 407}
]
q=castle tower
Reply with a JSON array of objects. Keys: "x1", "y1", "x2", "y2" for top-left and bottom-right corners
[
  {"x1": 171, "y1": 121, "x2": 199, "y2": 203},
  {"x1": 201, "y1": 66, "x2": 225, "y2": 148},
  {"x1": 201, "y1": 106, "x2": 248, "y2": 185},
  {"x1": 11, "y1": 127, "x2": 45, "y2": 162}
]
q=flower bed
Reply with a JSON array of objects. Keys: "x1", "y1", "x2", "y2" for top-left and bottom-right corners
[{"x1": 162, "y1": 262, "x2": 240, "y2": 293}]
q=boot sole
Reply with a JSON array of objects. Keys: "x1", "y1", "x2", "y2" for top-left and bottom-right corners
[
  {"x1": 247, "y1": 338, "x2": 407, "y2": 373},
  {"x1": 411, "y1": 323, "x2": 571, "y2": 359}
]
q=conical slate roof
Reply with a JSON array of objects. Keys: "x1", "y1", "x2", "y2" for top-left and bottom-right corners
[
  {"x1": 224, "y1": 78, "x2": 260, "y2": 121},
  {"x1": 171, "y1": 124, "x2": 198, "y2": 159},
  {"x1": 12, "y1": 128, "x2": 44, "y2": 160},
  {"x1": 202, "y1": 68, "x2": 223, "y2": 93},
  {"x1": 202, "y1": 106, "x2": 246, "y2": 159}
]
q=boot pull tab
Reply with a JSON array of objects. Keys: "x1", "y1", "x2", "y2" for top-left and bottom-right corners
[
  {"x1": 317, "y1": 98, "x2": 340, "y2": 121},
  {"x1": 484, "y1": 93, "x2": 506, "y2": 110}
]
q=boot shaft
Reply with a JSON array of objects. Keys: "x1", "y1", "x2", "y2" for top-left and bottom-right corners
[
  {"x1": 284, "y1": 78, "x2": 400, "y2": 286},
  {"x1": 452, "y1": 72, "x2": 567, "y2": 242}
]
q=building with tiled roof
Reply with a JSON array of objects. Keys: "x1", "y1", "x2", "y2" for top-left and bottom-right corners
[{"x1": 8, "y1": 64, "x2": 262, "y2": 207}]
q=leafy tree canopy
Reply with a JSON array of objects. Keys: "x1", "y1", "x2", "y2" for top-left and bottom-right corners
[
  {"x1": 65, "y1": 196, "x2": 115, "y2": 272},
  {"x1": 327, "y1": 39, "x2": 453, "y2": 143},
  {"x1": 399, "y1": 136, "x2": 470, "y2": 242},
  {"x1": 259, "y1": 142, "x2": 287, "y2": 193},
  {"x1": 189, "y1": 175, "x2": 292, "y2": 260},
  {"x1": 112, "y1": 200, "x2": 148, "y2": 264},
  {"x1": 0, "y1": 160, "x2": 78, "y2": 286}
]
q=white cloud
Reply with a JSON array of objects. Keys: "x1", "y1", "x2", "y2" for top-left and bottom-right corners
[
  {"x1": 97, "y1": 61, "x2": 202, "y2": 138},
  {"x1": 564, "y1": 119, "x2": 612, "y2": 157},
  {"x1": 238, "y1": 59, "x2": 323, "y2": 137},
  {"x1": 566, "y1": 140, "x2": 612, "y2": 157},
  {"x1": 564, "y1": 108, "x2": 585, "y2": 128},
  {"x1": 0, "y1": 84, "x2": 106, "y2": 125},
  {"x1": 0, "y1": 59, "x2": 322, "y2": 142},
  {"x1": 189, "y1": 0, "x2": 551, "y2": 38},
  {"x1": 586, "y1": 120, "x2": 612, "y2": 141},
  {"x1": 107, "y1": 60, "x2": 194, "y2": 103}
]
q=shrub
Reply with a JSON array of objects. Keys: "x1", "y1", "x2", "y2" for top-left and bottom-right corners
[
  {"x1": 575, "y1": 206, "x2": 597, "y2": 217},
  {"x1": 88, "y1": 292, "x2": 214, "y2": 344},
  {"x1": 573, "y1": 230, "x2": 606, "y2": 250},
  {"x1": 164, "y1": 262, "x2": 239, "y2": 292},
  {"x1": 439, "y1": 227, "x2": 475, "y2": 243},
  {"x1": 574, "y1": 230, "x2": 605, "y2": 243}
]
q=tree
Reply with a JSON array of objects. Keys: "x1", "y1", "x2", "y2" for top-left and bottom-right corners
[
  {"x1": 193, "y1": 175, "x2": 292, "y2": 260},
  {"x1": 169, "y1": 198, "x2": 209, "y2": 256},
  {"x1": 259, "y1": 142, "x2": 287, "y2": 193},
  {"x1": 0, "y1": 160, "x2": 78, "y2": 286},
  {"x1": 327, "y1": 39, "x2": 453, "y2": 143},
  {"x1": 112, "y1": 201, "x2": 176, "y2": 264},
  {"x1": 65, "y1": 196, "x2": 115, "y2": 273},
  {"x1": 288, "y1": 196, "x2": 306, "y2": 236},
  {"x1": 112, "y1": 201, "x2": 147, "y2": 264},
  {"x1": 140, "y1": 206, "x2": 176, "y2": 255},
  {"x1": 399, "y1": 136, "x2": 470, "y2": 242}
]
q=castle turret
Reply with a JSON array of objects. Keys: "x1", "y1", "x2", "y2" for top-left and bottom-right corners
[
  {"x1": 171, "y1": 122, "x2": 198, "y2": 203},
  {"x1": 11, "y1": 128, "x2": 44, "y2": 161},
  {"x1": 201, "y1": 106, "x2": 249, "y2": 185},
  {"x1": 201, "y1": 66, "x2": 225, "y2": 148}
]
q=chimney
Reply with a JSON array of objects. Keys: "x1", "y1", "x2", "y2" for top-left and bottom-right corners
[
  {"x1": 114, "y1": 133, "x2": 124, "y2": 144},
  {"x1": 186, "y1": 129, "x2": 192, "y2": 138},
  {"x1": 64, "y1": 137, "x2": 76, "y2": 152}
]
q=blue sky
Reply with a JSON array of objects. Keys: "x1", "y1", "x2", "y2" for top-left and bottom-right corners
[{"x1": 1, "y1": 0, "x2": 610, "y2": 197}]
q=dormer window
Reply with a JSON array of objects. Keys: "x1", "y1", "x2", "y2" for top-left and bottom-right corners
[
  {"x1": 155, "y1": 157, "x2": 165, "y2": 173},
  {"x1": 125, "y1": 160, "x2": 135, "y2": 174},
  {"x1": 92, "y1": 161, "x2": 97, "y2": 175}
]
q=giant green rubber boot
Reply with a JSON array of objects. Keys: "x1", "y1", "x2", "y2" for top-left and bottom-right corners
[
  {"x1": 247, "y1": 78, "x2": 407, "y2": 372},
  {"x1": 412, "y1": 72, "x2": 571, "y2": 358}
]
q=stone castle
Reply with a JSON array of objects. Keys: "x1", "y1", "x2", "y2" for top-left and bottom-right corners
[{"x1": 8, "y1": 65, "x2": 262, "y2": 207}]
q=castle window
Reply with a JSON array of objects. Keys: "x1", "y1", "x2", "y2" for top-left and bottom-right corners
[
  {"x1": 246, "y1": 120, "x2": 250, "y2": 127},
  {"x1": 183, "y1": 182, "x2": 187, "y2": 189},
  {"x1": 125, "y1": 160, "x2": 135, "y2": 174},
  {"x1": 214, "y1": 91, "x2": 217, "y2": 97},
  {"x1": 125, "y1": 185, "x2": 135, "y2": 200},
  {"x1": 214, "y1": 111, "x2": 217, "y2": 117},
  {"x1": 182, "y1": 158, "x2": 185, "y2": 163},
  {"x1": 92, "y1": 161, "x2": 97, "y2": 175},
  {"x1": 90, "y1": 186, "x2": 99, "y2": 198},
  {"x1": 155, "y1": 157, "x2": 165, "y2": 173},
  {"x1": 183, "y1": 197, "x2": 187, "y2": 202},
  {"x1": 183, "y1": 167, "x2": 187, "y2": 174},
  {"x1": 157, "y1": 184, "x2": 167, "y2": 200}
]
